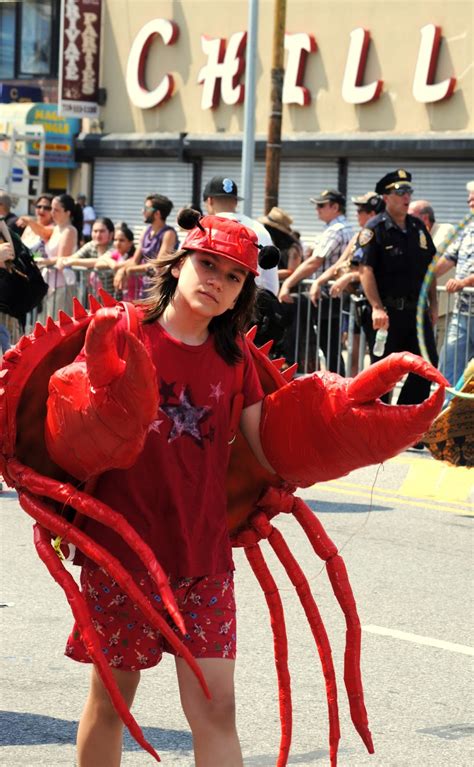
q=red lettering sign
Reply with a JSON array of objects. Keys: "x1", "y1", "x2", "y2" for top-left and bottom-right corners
[
  {"x1": 413, "y1": 24, "x2": 456, "y2": 102},
  {"x1": 126, "y1": 19, "x2": 179, "y2": 109},
  {"x1": 342, "y1": 28, "x2": 383, "y2": 104},
  {"x1": 124, "y1": 19, "x2": 458, "y2": 112},
  {"x1": 197, "y1": 32, "x2": 247, "y2": 109},
  {"x1": 283, "y1": 33, "x2": 317, "y2": 106}
]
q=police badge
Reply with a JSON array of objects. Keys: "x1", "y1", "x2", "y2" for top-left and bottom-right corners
[
  {"x1": 419, "y1": 230, "x2": 428, "y2": 249},
  {"x1": 358, "y1": 228, "x2": 374, "y2": 246}
]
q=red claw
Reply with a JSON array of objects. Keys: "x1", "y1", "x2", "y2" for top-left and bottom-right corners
[
  {"x1": 84, "y1": 307, "x2": 126, "y2": 387},
  {"x1": 348, "y1": 352, "x2": 449, "y2": 403},
  {"x1": 260, "y1": 352, "x2": 446, "y2": 487},
  {"x1": 45, "y1": 306, "x2": 158, "y2": 480}
]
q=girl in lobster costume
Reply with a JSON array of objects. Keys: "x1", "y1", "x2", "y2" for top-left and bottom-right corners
[{"x1": 0, "y1": 211, "x2": 447, "y2": 767}]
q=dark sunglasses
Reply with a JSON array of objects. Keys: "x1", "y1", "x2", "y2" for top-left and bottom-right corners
[
  {"x1": 36, "y1": 204, "x2": 52, "y2": 210},
  {"x1": 316, "y1": 202, "x2": 330, "y2": 209},
  {"x1": 143, "y1": 205, "x2": 157, "y2": 212},
  {"x1": 391, "y1": 187, "x2": 413, "y2": 197}
]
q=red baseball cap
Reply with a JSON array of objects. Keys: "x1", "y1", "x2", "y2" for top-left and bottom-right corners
[{"x1": 182, "y1": 215, "x2": 259, "y2": 275}]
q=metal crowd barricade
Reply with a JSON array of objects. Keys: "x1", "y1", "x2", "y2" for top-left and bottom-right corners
[
  {"x1": 20, "y1": 271, "x2": 472, "y2": 387},
  {"x1": 281, "y1": 282, "x2": 472, "y2": 381},
  {"x1": 288, "y1": 279, "x2": 366, "y2": 377},
  {"x1": 24, "y1": 265, "x2": 117, "y2": 332}
]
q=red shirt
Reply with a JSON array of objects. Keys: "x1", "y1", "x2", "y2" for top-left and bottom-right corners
[{"x1": 80, "y1": 321, "x2": 263, "y2": 577}]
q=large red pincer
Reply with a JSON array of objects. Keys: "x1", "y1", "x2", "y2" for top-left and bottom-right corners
[
  {"x1": 45, "y1": 307, "x2": 158, "y2": 481},
  {"x1": 260, "y1": 352, "x2": 447, "y2": 487}
]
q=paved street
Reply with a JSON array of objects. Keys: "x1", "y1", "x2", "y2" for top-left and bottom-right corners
[{"x1": 1, "y1": 451, "x2": 472, "y2": 766}]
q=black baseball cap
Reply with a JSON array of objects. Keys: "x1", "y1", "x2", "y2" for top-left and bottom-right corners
[
  {"x1": 310, "y1": 189, "x2": 346, "y2": 206},
  {"x1": 203, "y1": 176, "x2": 243, "y2": 201}
]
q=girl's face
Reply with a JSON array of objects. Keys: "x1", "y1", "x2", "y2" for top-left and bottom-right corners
[
  {"x1": 92, "y1": 222, "x2": 113, "y2": 247},
  {"x1": 172, "y1": 251, "x2": 248, "y2": 319},
  {"x1": 35, "y1": 197, "x2": 53, "y2": 225},
  {"x1": 51, "y1": 198, "x2": 70, "y2": 227},
  {"x1": 113, "y1": 230, "x2": 132, "y2": 255}
]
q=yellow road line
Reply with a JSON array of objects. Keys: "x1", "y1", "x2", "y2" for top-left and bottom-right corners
[
  {"x1": 399, "y1": 463, "x2": 473, "y2": 503},
  {"x1": 313, "y1": 483, "x2": 473, "y2": 516},
  {"x1": 324, "y1": 478, "x2": 469, "y2": 508}
]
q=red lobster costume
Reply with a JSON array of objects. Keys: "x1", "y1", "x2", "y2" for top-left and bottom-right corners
[{"x1": 0, "y1": 290, "x2": 447, "y2": 766}]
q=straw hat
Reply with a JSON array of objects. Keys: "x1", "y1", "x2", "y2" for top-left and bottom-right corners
[
  {"x1": 259, "y1": 208, "x2": 300, "y2": 253},
  {"x1": 259, "y1": 207, "x2": 294, "y2": 236}
]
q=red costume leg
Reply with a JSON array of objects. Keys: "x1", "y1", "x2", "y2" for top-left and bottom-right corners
[
  {"x1": 292, "y1": 498, "x2": 374, "y2": 754},
  {"x1": 10, "y1": 459, "x2": 185, "y2": 635},
  {"x1": 33, "y1": 522, "x2": 162, "y2": 762},
  {"x1": 19, "y1": 491, "x2": 211, "y2": 700},
  {"x1": 245, "y1": 543, "x2": 292, "y2": 767},
  {"x1": 251, "y1": 512, "x2": 341, "y2": 767}
]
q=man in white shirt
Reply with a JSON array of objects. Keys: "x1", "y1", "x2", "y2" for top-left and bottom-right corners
[
  {"x1": 203, "y1": 176, "x2": 279, "y2": 296},
  {"x1": 77, "y1": 195, "x2": 96, "y2": 243},
  {"x1": 278, "y1": 189, "x2": 353, "y2": 374}
]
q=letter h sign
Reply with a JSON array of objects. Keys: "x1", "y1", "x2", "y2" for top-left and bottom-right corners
[{"x1": 198, "y1": 32, "x2": 247, "y2": 109}]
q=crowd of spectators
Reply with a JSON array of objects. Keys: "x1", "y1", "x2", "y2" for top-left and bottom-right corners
[{"x1": 1, "y1": 177, "x2": 472, "y2": 407}]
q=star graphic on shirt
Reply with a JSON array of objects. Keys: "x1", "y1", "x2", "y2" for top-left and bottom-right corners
[
  {"x1": 160, "y1": 386, "x2": 212, "y2": 445},
  {"x1": 159, "y1": 379, "x2": 177, "y2": 401},
  {"x1": 209, "y1": 381, "x2": 224, "y2": 402},
  {"x1": 148, "y1": 416, "x2": 164, "y2": 434}
]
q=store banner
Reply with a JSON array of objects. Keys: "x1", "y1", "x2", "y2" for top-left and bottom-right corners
[{"x1": 58, "y1": 0, "x2": 102, "y2": 118}]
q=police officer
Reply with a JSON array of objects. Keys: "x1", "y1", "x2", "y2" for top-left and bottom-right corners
[{"x1": 358, "y1": 169, "x2": 438, "y2": 407}]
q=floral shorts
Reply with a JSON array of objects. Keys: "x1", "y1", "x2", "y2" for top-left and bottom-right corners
[{"x1": 65, "y1": 564, "x2": 236, "y2": 671}]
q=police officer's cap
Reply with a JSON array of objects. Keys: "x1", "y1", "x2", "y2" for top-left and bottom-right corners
[
  {"x1": 375, "y1": 169, "x2": 413, "y2": 195},
  {"x1": 351, "y1": 191, "x2": 381, "y2": 211},
  {"x1": 310, "y1": 188, "x2": 345, "y2": 206}
]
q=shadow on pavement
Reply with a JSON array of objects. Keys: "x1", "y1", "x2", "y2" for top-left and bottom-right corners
[
  {"x1": 0, "y1": 490, "x2": 18, "y2": 500},
  {"x1": 246, "y1": 749, "x2": 329, "y2": 765},
  {"x1": 0, "y1": 710, "x2": 193, "y2": 752},
  {"x1": 307, "y1": 499, "x2": 392, "y2": 514}
]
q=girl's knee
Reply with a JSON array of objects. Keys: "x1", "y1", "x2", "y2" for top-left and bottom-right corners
[{"x1": 184, "y1": 690, "x2": 237, "y2": 733}]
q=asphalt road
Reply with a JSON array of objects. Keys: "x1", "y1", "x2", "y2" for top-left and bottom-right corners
[{"x1": 1, "y1": 450, "x2": 472, "y2": 766}]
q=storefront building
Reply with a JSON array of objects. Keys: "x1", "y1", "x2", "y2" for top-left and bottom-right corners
[{"x1": 1, "y1": 0, "x2": 473, "y2": 239}]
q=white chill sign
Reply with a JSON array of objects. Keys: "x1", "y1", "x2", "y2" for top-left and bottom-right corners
[{"x1": 126, "y1": 21, "x2": 456, "y2": 111}]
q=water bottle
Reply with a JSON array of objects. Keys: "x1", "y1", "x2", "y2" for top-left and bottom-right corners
[{"x1": 373, "y1": 328, "x2": 388, "y2": 357}]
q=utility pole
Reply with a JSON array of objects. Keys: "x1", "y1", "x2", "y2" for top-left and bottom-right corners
[
  {"x1": 241, "y1": 0, "x2": 259, "y2": 217},
  {"x1": 264, "y1": 0, "x2": 286, "y2": 214}
]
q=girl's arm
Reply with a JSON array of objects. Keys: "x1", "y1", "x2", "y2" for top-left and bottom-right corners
[
  {"x1": 240, "y1": 400, "x2": 276, "y2": 475},
  {"x1": 62, "y1": 256, "x2": 98, "y2": 269},
  {"x1": 56, "y1": 228, "x2": 78, "y2": 260},
  {"x1": 19, "y1": 219, "x2": 54, "y2": 241},
  {"x1": 95, "y1": 254, "x2": 122, "y2": 270},
  {"x1": 59, "y1": 242, "x2": 99, "y2": 270}
]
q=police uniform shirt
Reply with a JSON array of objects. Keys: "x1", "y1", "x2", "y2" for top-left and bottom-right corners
[{"x1": 358, "y1": 212, "x2": 436, "y2": 300}]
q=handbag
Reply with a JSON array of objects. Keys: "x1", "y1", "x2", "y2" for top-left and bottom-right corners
[
  {"x1": 253, "y1": 288, "x2": 292, "y2": 347},
  {"x1": 0, "y1": 229, "x2": 48, "y2": 319}
]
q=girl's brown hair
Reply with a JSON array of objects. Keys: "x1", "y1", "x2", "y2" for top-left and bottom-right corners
[{"x1": 140, "y1": 249, "x2": 257, "y2": 365}]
